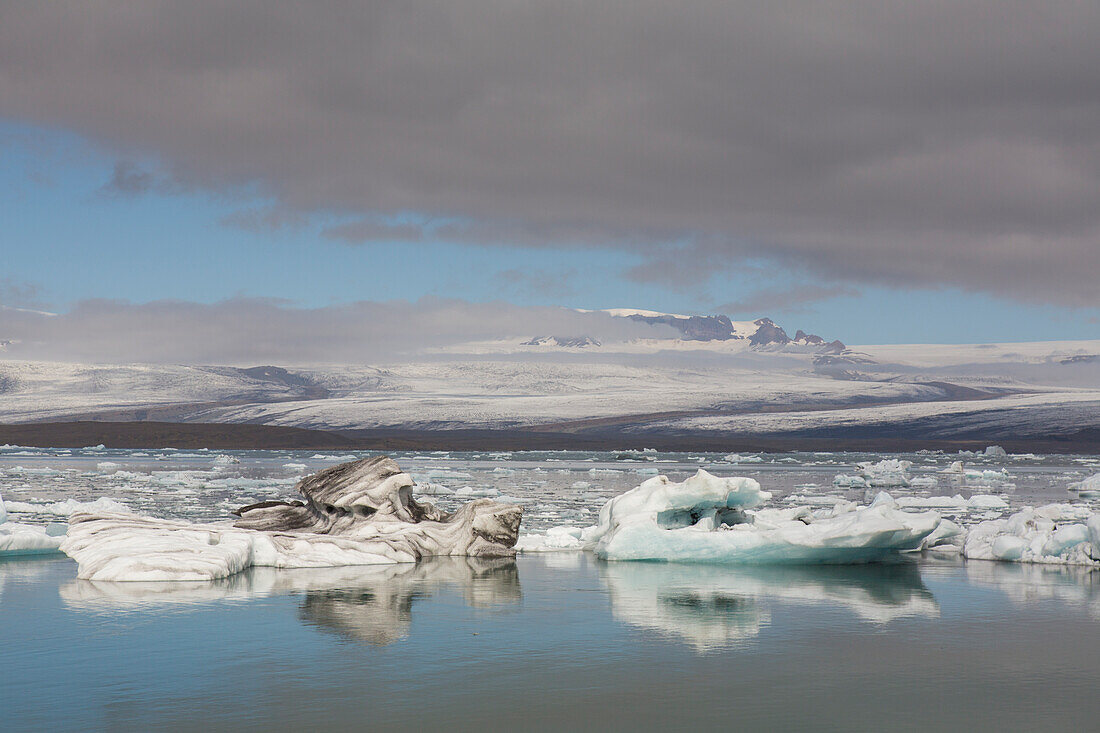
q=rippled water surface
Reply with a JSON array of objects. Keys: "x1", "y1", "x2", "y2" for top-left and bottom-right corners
[{"x1": 3, "y1": 446, "x2": 1100, "y2": 730}]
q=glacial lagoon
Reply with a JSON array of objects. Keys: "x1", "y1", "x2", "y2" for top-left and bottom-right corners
[{"x1": 3, "y1": 447, "x2": 1100, "y2": 730}]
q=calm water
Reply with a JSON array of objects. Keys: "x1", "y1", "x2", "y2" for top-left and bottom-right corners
[
  {"x1": 3, "y1": 554, "x2": 1100, "y2": 731},
  {"x1": 4, "y1": 446, "x2": 1100, "y2": 730}
]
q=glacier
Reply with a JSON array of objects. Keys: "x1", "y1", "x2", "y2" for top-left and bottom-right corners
[{"x1": 59, "y1": 456, "x2": 523, "y2": 581}]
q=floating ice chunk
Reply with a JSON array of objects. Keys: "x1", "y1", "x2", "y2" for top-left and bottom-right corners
[
  {"x1": 571, "y1": 481, "x2": 592, "y2": 490},
  {"x1": 858, "y1": 459, "x2": 912, "y2": 487},
  {"x1": 892, "y1": 494, "x2": 1007, "y2": 511},
  {"x1": 833, "y1": 474, "x2": 869, "y2": 489},
  {"x1": 963, "y1": 505, "x2": 1100, "y2": 565},
  {"x1": 213, "y1": 454, "x2": 241, "y2": 466},
  {"x1": 60, "y1": 456, "x2": 523, "y2": 581},
  {"x1": 515, "y1": 526, "x2": 587, "y2": 552},
  {"x1": 0, "y1": 522, "x2": 66, "y2": 556},
  {"x1": 415, "y1": 482, "x2": 455, "y2": 496},
  {"x1": 0, "y1": 489, "x2": 66, "y2": 556},
  {"x1": 984, "y1": 445, "x2": 1008, "y2": 457},
  {"x1": 96, "y1": 461, "x2": 121, "y2": 472},
  {"x1": 590, "y1": 470, "x2": 940, "y2": 564},
  {"x1": 723, "y1": 453, "x2": 763, "y2": 464},
  {"x1": 4, "y1": 496, "x2": 133, "y2": 517},
  {"x1": 909, "y1": 476, "x2": 939, "y2": 489},
  {"x1": 284, "y1": 463, "x2": 308, "y2": 471},
  {"x1": 455, "y1": 486, "x2": 500, "y2": 498},
  {"x1": 1069, "y1": 474, "x2": 1100, "y2": 498}
]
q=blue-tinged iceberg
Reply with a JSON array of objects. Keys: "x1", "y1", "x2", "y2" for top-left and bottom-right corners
[{"x1": 586, "y1": 470, "x2": 943, "y2": 564}]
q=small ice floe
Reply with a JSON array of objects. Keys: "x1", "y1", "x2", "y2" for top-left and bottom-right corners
[
  {"x1": 0, "y1": 490, "x2": 66, "y2": 556},
  {"x1": 833, "y1": 474, "x2": 869, "y2": 489},
  {"x1": 722, "y1": 454, "x2": 763, "y2": 464},
  {"x1": 96, "y1": 462, "x2": 121, "y2": 472},
  {"x1": 857, "y1": 459, "x2": 912, "y2": 487},
  {"x1": 892, "y1": 494, "x2": 1008, "y2": 511},
  {"x1": 963, "y1": 504, "x2": 1100, "y2": 565},
  {"x1": 586, "y1": 470, "x2": 942, "y2": 564},
  {"x1": 415, "y1": 482, "x2": 455, "y2": 496},
  {"x1": 984, "y1": 445, "x2": 1008, "y2": 458},
  {"x1": 213, "y1": 454, "x2": 241, "y2": 466},
  {"x1": 60, "y1": 456, "x2": 523, "y2": 582},
  {"x1": 515, "y1": 526, "x2": 587, "y2": 552},
  {"x1": 1069, "y1": 474, "x2": 1100, "y2": 499},
  {"x1": 4, "y1": 496, "x2": 133, "y2": 517}
]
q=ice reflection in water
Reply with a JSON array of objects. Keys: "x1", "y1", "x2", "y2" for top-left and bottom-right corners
[
  {"x1": 599, "y1": 561, "x2": 939, "y2": 651},
  {"x1": 60, "y1": 556, "x2": 522, "y2": 645},
  {"x1": 964, "y1": 560, "x2": 1100, "y2": 617}
]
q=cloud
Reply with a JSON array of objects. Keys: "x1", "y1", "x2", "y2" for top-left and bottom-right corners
[
  {"x1": 2, "y1": 2, "x2": 1100, "y2": 303},
  {"x1": 493, "y1": 268, "x2": 578, "y2": 299},
  {"x1": 0, "y1": 278, "x2": 49, "y2": 311},
  {"x1": 0, "y1": 297, "x2": 669, "y2": 364},
  {"x1": 719, "y1": 284, "x2": 859, "y2": 316},
  {"x1": 99, "y1": 161, "x2": 155, "y2": 196}
]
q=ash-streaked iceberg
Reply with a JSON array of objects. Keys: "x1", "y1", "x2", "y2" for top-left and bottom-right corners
[
  {"x1": 962, "y1": 504, "x2": 1100, "y2": 565},
  {"x1": 60, "y1": 456, "x2": 522, "y2": 582},
  {"x1": 587, "y1": 470, "x2": 942, "y2": 564}
]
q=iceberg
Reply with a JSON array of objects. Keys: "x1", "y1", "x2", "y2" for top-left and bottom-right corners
[
  {"x1": 962, "y1": 505, "x2": 1100, "y2": 565},
  {"x1": 1069, "y1": 473, "x2": 1100, "y2": 498},
  {"x1": 0, "y1": 489, "x2": 66, "y2": 556},
  {"x1": 858, "y1": 459, "x2": 912, "y2": 487},
  {"x1": 0, "y1": 521, "x2": 66, "y2": 556},
  {"x1": 60, "y1": 456, "x2": 522, "y2": 581},
  {"x1": 589, "y1": 470, "x2": 942, "y2": 564}
]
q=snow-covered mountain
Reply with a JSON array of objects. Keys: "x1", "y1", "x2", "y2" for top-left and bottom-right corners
[{"x1": 525, "y1": 310, "x2": 845, "y2": 353}]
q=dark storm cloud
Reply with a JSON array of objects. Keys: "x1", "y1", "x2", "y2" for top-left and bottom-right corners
[
  {"x1": 0, "y1": 298, "x2": 668, "y2": 364},
  {"x1": 2, "y1": 1, "x2": 1099, "y2": 304}
]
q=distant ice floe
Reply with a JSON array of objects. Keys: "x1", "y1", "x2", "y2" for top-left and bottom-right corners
[
  {"x1": 857, "y1": 459, "x2": 912, "y2": 487},
  {"x1": 1069, "y1": 473, "x2": 1100, "y2": 498}
]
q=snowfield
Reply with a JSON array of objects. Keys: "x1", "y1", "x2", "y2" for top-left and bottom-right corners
[{"x1": 0, "y1": 335, "x2": 1098, "y2": 439}]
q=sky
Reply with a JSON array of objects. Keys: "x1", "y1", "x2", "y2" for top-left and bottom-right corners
[{"x1": 2, "y1": 1, "x2": 1099, "y2": 355}]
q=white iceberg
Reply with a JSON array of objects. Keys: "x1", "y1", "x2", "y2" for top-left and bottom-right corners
[
  {"x1": 858, "y1": 459, "x2": 912, "y2": 487},
  {"x1": 1069, "y1": 473, "x2": 1100, "y2": 498},
  {"x1": 0, "y1": 489, "x2": 66, "y2": 556},
  {"x1": 963, "y1": 504, "x2": 1100, "y2": 565},
  {"x1": 589, "y1": 470, "x2": 942, "y2": 564},
  {"x1": 60, "y1": 456, "x2": 523, "y2": 582},
  {"x1": 0, "y1": 521, "x2": 67, "y2": 556}
]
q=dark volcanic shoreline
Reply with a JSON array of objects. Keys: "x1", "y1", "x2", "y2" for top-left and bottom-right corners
[{"x1": 0, "y1": 421, "x2": 1097, "y2": 454}]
